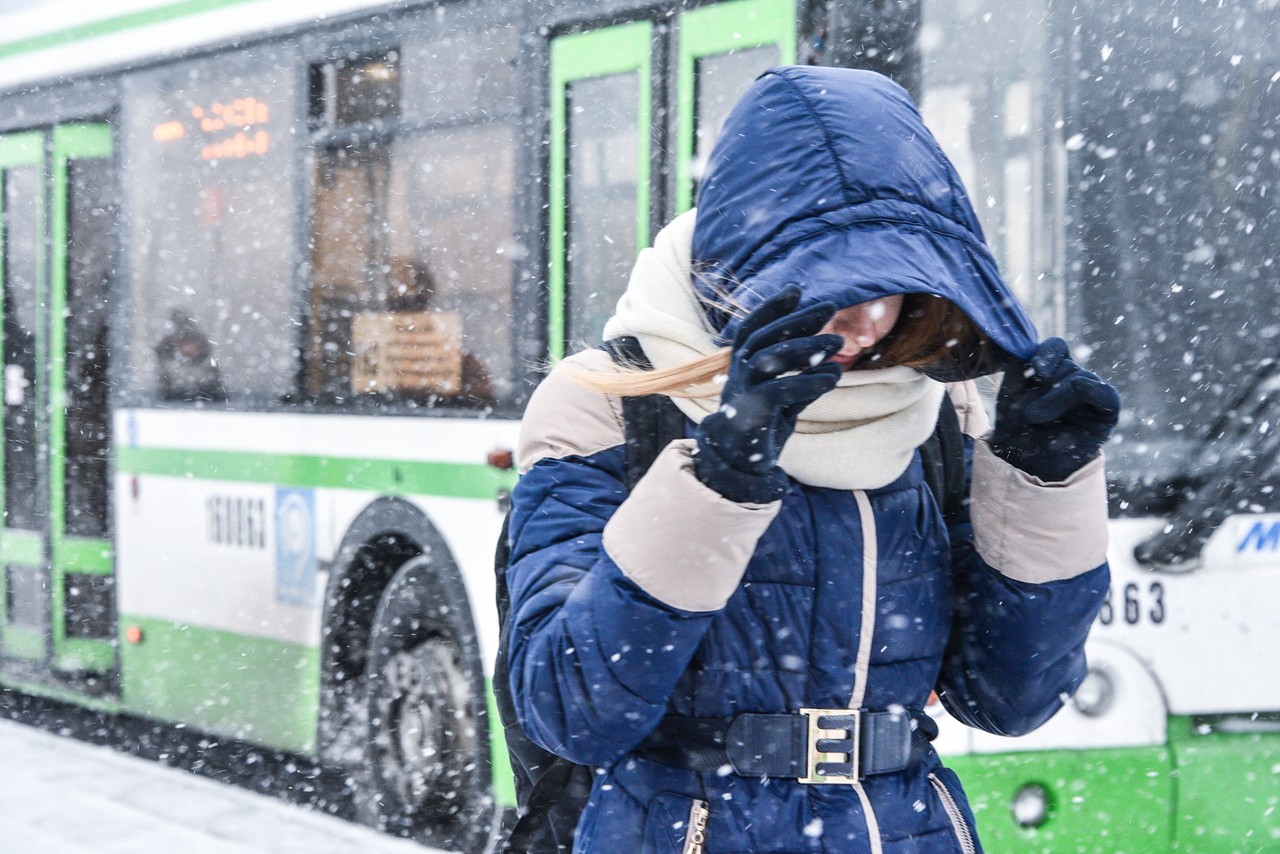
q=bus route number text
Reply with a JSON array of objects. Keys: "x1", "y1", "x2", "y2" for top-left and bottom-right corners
[
  {"x1": 206, "y1": 495, "x2": 268, "y2": 550},
  {"x1": 1098, "y1": 581, "x2": 1165, "y2": 627}
]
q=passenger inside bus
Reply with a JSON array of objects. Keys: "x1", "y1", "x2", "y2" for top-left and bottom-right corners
[
  {"x1": 154, "y1": 308, "x2": 226, "y2": 403},
  {"x1": 373, "y1": 253, "x2": 494, "y2": 407}
]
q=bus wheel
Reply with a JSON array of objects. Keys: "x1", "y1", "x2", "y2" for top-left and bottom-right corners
[{"x1": 357, "y1": 555, "x2": 493, "y2": 850}]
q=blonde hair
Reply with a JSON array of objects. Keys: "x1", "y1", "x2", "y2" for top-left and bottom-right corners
[
  {"x1": 566, "y1": 293, "x2": 989, "y2": 398},
  {"x1": 564, "y1": 348, "x2": 732, "y2": 398}
]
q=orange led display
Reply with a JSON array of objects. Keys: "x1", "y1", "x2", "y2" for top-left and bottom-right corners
[
  {"x1": 152, "y1": 121, "x2": 185, "y2": 142},
  {"x1": 201, "y1": 130, "x2": 270, "y2": 161},
  {"x1": 155, "y1": 94, "x2": 272, "y2": 160}
]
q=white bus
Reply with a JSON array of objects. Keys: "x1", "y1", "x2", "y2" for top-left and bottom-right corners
[{"x1": 1, "y1": 0, "x2": 1278, "y2": 851}]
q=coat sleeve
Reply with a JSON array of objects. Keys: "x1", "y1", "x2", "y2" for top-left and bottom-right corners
[
  {"x1": 506, "y1": 352, "x2": 780, "y2": 766},
  {"x1": 937, "y1": 434, "x2": 1111, "y2": 737}
]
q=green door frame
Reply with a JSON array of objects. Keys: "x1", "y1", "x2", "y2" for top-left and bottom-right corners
[
  {"x1": 0, "y1": 124, "x2": 115, "y2": 672},
  {"x1": 50, "y1": 123, "x2": 115, "y2": 673},
  {"x1": 547, "y1": 21, "x2": 653, "y2": 361},
  {"x1": 0, "y1": 131, "x2": 48, "y2": 662},
  {"x1": 674, "y1": 0, "x2": 796, "y2": 214}
]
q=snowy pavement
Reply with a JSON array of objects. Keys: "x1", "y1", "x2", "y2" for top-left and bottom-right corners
[{"x1": 0, "y1": 719, "x2": 449, "y2": 854}]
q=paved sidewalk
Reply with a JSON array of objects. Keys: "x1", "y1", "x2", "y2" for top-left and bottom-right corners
[{"x1": 0, "y1": 719, "x2": 445, "y2": 853}]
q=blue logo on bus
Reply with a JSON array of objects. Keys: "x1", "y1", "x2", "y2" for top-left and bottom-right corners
[
  {"x1": 1236, "y1": 520, "x2": 1280, "y2": 554},
  {"x1": 275, "y1": 488, "x2": 316, "y2": 606}
]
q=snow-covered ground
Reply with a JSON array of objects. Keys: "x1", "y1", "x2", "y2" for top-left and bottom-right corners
[{"x1": 0, "y1": 719, "x2": 448, "y2": 853}]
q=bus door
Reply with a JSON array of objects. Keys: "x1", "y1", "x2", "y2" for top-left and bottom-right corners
[
  {"x1": 549, "y1": 21, "x2": 654, "y2": 360},
  {"x1": 0, "y1": 124, "x2": 116, "y2": 678},
  {"x1": 674, "y1": 0, "x2": 795, "y2": 214},
  {"x1": 547, "y1": 0, "x2": 794, "y2": 360}
]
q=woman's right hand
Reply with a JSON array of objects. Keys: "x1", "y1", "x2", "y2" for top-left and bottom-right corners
[{"x1": 695, "y1": 287, "x2": 843, "y2": 503}]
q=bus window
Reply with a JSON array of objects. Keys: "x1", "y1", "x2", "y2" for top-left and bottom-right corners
[
  {"x1": 675, "y1": 0, "x2": 796, "y2": 212},
  {"x1": 309, "y1": 141, "x2": 387, "y2": 401},
  {"x1": 565, "y1": 71, "x2": 642, "y2": 351},
  {"x1": 63, "y1": 156, "x2": 114, "y2": 539},
  {"x1": 689, "y1": 47, "x2": 779, "y2": 196},
  {"x1": 919, "y1": 0, "x2": 1062, "y2": 336},
  {"x1": 1067, "y1": 3, "x2": 1280, "y2": 499},
  {"x1": 548, "y1": 22, "x2": 652, "y2": 360},
  {"x1": 2, "y1": 163, "x2": 41, "y2": 533},
  {"x1": 308, "y1": 24, "x2": 517, "y2": 410},
  {"x1": 331, "y1": 49, "x2": 401, "y2": 126},
  {"x1": 122, "y1": 48, "x2": 297, "y2": 405},
  {"x1": 384, "y1": 125, "x2": 514, "y2": 407},
  {"x1": 400, "y1": 21, "x2": 518, "y2": 122}
]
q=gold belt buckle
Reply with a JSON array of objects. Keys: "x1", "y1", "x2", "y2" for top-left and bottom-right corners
[{"x1": 798, "y1": 708, "x2": 861, "y2": 784}]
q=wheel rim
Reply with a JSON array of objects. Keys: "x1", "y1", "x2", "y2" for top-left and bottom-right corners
[{"x1": 372, "y1": 635, "x2": 476, "y2": 812}]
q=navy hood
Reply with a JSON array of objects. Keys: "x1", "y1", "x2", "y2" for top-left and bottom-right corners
[{"x1": 692, "y1": 66, "x2": 1037, "y2": 380}]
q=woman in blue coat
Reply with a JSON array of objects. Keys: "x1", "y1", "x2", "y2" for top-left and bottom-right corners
[{"x1": 506, "y1": 66, "x2": 1119, "y2": 853}]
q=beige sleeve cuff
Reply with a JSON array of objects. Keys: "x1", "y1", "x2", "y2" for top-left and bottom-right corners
[
  {"x1": 970, "y1": 440, "x2": 1110, "y2": 583},
  {"x1": 603, "y1": 439, "x2": 781, "y2": 612},
  {"x1": 517, "y1": 349, "x2": 624, "y2": 474}
]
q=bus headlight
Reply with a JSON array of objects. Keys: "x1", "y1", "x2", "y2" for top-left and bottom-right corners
[
  {"x1": 1071, "y1": 666, "x2": 1115, "y2": 717},
  {"x1": 1012, "y1": 783, "x2": 1050, "y2": 828}
]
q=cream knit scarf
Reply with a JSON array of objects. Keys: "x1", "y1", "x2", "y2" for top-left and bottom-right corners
[{"x1": 603, "y1": 211, "x2": 944, "y2": 491}]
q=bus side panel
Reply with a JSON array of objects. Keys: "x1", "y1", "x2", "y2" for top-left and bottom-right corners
[
  {"x1": 1167, "y1": 716, "x2": 1280, "y2": 851},
  {"x1": 118, "y1": 614, "x2": 321, "y2": 754},
  {"x1": 947, "y1": 746, "x2": 1174, "y2": 851},
  {"x1": 115, "y1": 471, "x2": 325, "y2": 754}
]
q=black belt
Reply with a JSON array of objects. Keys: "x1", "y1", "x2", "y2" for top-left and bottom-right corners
[{"x1": 637, "y1": 707, "x2": 937, "y2": 784}]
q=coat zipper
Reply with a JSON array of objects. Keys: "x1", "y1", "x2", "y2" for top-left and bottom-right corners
[
  {"x1": 929, "y1": 772, "x2": 976, "y2": 854},
  {"x1": 682, "y1": 798, "x2": 710, "y2": 854}
]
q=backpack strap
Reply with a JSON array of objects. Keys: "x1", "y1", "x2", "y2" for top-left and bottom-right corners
[
  {"x1": 919, "y1": 394, "x2": 967, "y2": 526},
  {"x1": 601, "y1": 336, "x2": 688, "y2": 490}
]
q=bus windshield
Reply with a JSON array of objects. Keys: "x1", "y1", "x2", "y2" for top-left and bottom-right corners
[{"x1": 921, "y1": 0, "x2": 1280, "y2": 509}]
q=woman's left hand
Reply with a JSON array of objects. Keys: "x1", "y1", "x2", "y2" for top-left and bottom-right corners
[{"x1": 989, "y1": 337, "x2": 1121, "y2": 482}]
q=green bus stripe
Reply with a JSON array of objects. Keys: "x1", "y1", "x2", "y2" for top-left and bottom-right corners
[
  {"x1": 0, "y1": 0, "x2": 261, "y2": 61},
  {"x1": 52, "y1": 124, "x2": 113, "y2": 159},
  {"x1": 116, "y1": 446, "x2": 516, "y2": 498}
]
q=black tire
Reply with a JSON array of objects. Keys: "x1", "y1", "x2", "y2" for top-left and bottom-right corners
[{"x1": 357, "y1": 554, "x2": 495, "y2": 851}]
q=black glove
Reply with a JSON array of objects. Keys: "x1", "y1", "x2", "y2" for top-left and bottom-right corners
[
  {"x1": 989, "y1": 337, "x2": 1121, "y2": 483},
  {"x1": 695, "y1": 287, "x2": 843, "y2": 503}
]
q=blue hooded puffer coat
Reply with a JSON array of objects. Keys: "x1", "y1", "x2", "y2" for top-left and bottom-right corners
[{"x1": 507, "y1": 67, "x2": 1110, "y2": 853}]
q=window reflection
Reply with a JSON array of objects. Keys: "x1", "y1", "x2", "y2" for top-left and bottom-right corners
[
  {"x1": 400, "y1": 23, "x2": 517, "y2": 121},
  {"x1": 308, "y1": 35, "x2": 516, "y2": 410},
  {"x1": 121, "y1": 16, "x2": 518, "y2": 412}
]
